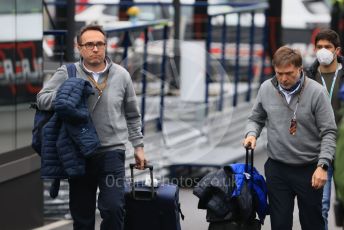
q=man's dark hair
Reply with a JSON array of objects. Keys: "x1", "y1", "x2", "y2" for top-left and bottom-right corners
[
  {"x1": 272, "y1": 46, "x2": 302, "y2": 68},
  {"x1": 315, "y1": 29, "x2": 340, "y2": 48},
  {"x1": 77, "y1": 24, "x2": 106, "y2": 44}
]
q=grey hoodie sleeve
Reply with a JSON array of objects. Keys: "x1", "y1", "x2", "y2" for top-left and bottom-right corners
[
  {"x1": 245, "y1": 88, "x2": 267, "y2": 138},
  {"x1": 37, "y1": 66, "x2": 68, "y2": 110},
  {"x1": 314, "y1": 89, "x2": 337, "y2": 166},
  {"x1": 124, "y1": 75, "x2": 144, "y2": 147}
]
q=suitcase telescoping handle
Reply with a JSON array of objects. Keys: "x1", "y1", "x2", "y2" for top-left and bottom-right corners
[
  {"x1": 245, "y1": 147, "x2": 254, "y2": 176},
  {"x1": 129, "y1": 163, "x2": 155, "y2": 200}
]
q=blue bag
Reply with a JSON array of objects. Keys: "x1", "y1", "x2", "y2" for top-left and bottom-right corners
[{"x1": 31, "y1": 64, "x2": 76, "y2": 155}]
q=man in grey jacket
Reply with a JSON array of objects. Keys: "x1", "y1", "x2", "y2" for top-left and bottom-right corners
[
  {"x1": 243, "y1": 46, "x2": 337, "y2": 230},
  {"x1": 37, "y1": 24, "x2": 146, "y2": 229}
]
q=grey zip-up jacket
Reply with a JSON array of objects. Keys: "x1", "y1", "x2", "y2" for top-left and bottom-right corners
[
  {"x1": 245, "y1": 74, "x2": 336, "y2": 166},
  {"x1": 37, "y1": 57, "x2": 143, "y2": 152}
]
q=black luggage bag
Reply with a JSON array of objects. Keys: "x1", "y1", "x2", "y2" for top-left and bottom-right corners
[
  {"x1": 207, "y1": 148, "x2": 261, "y2": 230},
  {"x1": 124, "y1": 164, "x2": 184, "y2": 230}
]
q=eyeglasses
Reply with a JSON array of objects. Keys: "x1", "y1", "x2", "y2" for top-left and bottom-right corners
[
  {"x1": 80, "y1": 42, "x2": 106, "y2": 50},
  {"x1": 289, "y1": 118, "x2": 297, "y2": 135}
]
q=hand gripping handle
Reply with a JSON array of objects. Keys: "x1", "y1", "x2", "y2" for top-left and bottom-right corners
[{"x1": 129, "y1": 164, "x2": 155, "y2": 200}]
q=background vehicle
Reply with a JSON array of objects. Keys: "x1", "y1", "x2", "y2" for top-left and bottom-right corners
[
  {"x1": 282, "y1": 0, "x2": 330, "y2": 43},
  {"x1": 75, "y1": 0, "x2": 172, "y2": 25},
  {"x1": 75, "y1": 0, "x2": 232, "y2": 31},
  {"x1": 75, "y1": 0, "x2": 330, "y2": 39}
]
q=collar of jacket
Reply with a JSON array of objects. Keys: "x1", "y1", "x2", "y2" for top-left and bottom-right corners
[
  {"x1": 307, "y1": 55, "x2": 344, "y2": 79},
  {"x1": 271, "y1": 71, "x2": 306, "y2": 95},
  {"x1": 78, "y1": 56, "x2": 113, "y2": 75}
]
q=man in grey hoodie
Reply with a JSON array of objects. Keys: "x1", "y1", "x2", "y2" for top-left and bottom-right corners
[
  {"x1": 243, "y1": 46, "x2": 337, "y2": 230},
  {"x1": 37, "y1": 25, "x2": 146, "y2": 229}
]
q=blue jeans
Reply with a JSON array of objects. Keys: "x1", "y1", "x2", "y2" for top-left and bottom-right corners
[
  {"x1": 69, "y1": 150, "x2": 126, "y2": 230},
  {"x1": 322, "y1": 165, "x2": 333, "y2": 230}
]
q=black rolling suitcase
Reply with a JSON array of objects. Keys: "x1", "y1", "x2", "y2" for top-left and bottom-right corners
[{"x1": 124, "y1": 164, "x2": 184, "y2": 230}]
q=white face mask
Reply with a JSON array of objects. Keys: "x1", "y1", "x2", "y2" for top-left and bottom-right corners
[{"x1": 316, "y1": 48, "x2": 335, "y2": 65}]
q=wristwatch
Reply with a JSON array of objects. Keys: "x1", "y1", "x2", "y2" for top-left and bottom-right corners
[{"x1": 318, "y1": 163, "x2": 329, "y2": 171}]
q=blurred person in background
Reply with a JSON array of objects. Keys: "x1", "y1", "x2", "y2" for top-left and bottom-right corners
[{"x1": 305, "y1": 28, "x2": 344, "y2": 230}]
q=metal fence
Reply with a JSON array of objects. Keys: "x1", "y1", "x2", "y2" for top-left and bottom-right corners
[{"x1": 205, "y1": 2, "x2": 269, "y2": 109}]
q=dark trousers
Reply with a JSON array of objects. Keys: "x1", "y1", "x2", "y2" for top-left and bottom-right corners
[
  {"x1": 264, "y1": 158, "x2": 324, "y2": 230},
  {"x1": 69, "y1": 150, "x2": 126, "y2": 230}
]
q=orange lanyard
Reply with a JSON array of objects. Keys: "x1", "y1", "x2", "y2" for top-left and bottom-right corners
[{"x1": 87, "y1": 73, "x2": 109, "y2": 98}]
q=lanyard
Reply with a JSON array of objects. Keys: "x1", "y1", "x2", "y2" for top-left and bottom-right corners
[
  {"x1": 319, "y1": 65, "x2": 340, "y2": 101},
  {"x1": 87, "y1": 73, "x2": 109, "y2": 98},
  {"x1": 291, "y1": 86, "x2": 304, "y2": 119},
  {"x1": 277, "y1": 77, "x2": 306, "y2": 120},
  {"x1": 87, "y1": 73, "x2": 109, "y2": 111}
]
